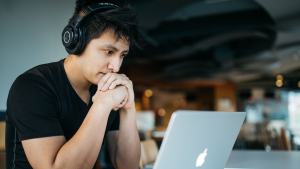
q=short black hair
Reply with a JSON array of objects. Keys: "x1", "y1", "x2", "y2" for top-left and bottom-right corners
[{"x1": 70, "y1": 0, "x2": 143, "y2": 54}]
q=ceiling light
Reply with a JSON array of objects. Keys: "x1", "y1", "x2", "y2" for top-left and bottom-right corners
[
  {"x1": 276, "y1": 75, "x2": 283, "y2": 81},
  {"x1": 144, "y1": 89, "x2": 153, "y2": 97},
  {"x1": 158, "y1": 108, "x2": 166, "y2": 117},
  {"x1": 173, "y1": 100, "x2": 180, "y2": 108},
  {"x1": 180, "y1": 99, "x2": 187, "y2": 107},
  {"x1": 276, "y1": 80, "x2": 283, "y2": 87}
]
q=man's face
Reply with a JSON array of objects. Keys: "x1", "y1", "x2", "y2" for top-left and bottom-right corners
[{"x1": 78, "y1": 29, "x2": 129, "y2": 85}]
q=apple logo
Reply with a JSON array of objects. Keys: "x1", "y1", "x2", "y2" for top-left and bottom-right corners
[{"x1": 196, "y1": 148, "x2": 208, "y2": 167}]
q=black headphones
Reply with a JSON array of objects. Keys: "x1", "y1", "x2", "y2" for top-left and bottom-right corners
[{"x1": 62, "y1": 3, "x2": 119, "y2": 55}]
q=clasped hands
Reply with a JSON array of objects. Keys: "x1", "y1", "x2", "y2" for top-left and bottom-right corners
[{"x1": 92, "y1": 73, "x2": 134, "y2": 111}]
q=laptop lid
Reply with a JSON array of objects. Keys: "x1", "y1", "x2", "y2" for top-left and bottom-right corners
[{"x1": 153, "y1": 110, "x2": 246, "y2": 169}]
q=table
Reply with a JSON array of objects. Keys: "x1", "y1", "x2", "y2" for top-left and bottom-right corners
[{"x1": 143, "y1": 150, "x2": 300, "y2": 169}]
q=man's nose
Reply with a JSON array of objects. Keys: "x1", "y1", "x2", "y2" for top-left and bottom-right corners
[{"x1": 108, "y1": 57, "x2": 121, "y2": 73}]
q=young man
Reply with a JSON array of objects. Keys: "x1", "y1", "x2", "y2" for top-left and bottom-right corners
[{"x1": 5, "y1": 1, "x2": 143, "y2": 169}]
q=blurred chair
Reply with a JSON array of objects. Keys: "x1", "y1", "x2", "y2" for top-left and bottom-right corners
[
  {"x1": 145, "y1": 130, "x2": 153, "y2": 140},
  {"x1": 0, "y1": 153, "x2": 5, "y2": 169},
  {"x1": 0, "y1": 121, "x2": 5, "y2": 168},
  {"x1": 140, "y1": 139, "x2": 158, "y2": 168},
  {"x1": 242, "y1": 123, "x2": 259, "y2": 141},
  {"x1": 281, "y1": 128, "x2": 292, "y2": 151},
  {"x1": 136, "y1": 111, "x2": 155, "y2": 142},
  {"x1": 0, "y1": 121, "x2": 5, "y2": 152},
  {"x1": 259, "y1": 123, "x2": 269, "y2": 149},
  {"x1": 273, "y1": 128, "x2": 283, "y2": 150},
  {"x1": 138, "y1": 130, "x2": 154, "y2": 141},
  {"x1": 139, "y1": 157, "x2": 143, "y2": 169},
  {"x1": 260, "y1": 123, "x2": 279, "y2": 150}
]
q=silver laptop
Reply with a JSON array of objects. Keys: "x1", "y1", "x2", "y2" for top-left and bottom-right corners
[{"x1": 151, "y1": 110, "x2": 246, "y2": 169}]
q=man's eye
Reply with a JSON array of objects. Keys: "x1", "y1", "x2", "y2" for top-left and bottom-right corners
[
  {"x1": 121, "y1": 54, "x2": 126, "y2": 58},
  {"x1": 106, "y1": 50, "x2": 113, "y2": 55}
]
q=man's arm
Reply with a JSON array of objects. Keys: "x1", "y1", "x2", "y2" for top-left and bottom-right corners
[
  {"x1": 22, "y1": 101, "x2": 111, "y2": 169},
  {"x1": 106, "y1": 108, "x2": 140, "y2": 169},
  {"x1": 22, "y1": 86, "x2": 128, "y2": 169},
  {"x1": 99, "y1": 73, "x2": 140, "y2": 168}
]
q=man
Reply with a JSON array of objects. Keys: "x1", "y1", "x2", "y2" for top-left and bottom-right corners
[{"x1": 5, "y1": 0, "x2": 143, "y2": 168}]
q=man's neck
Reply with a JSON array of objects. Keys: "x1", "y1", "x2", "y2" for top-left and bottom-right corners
[{"x1": 64, "y1": 55, "x2": 91, "y2": 93}]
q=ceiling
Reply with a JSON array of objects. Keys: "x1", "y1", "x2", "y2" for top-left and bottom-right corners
[{"x1": 117, "y1": 0, "x2": 300, "y2": 88}]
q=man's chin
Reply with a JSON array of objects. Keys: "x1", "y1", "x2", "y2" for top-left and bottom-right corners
[
  {"x1": 92, "y1": 74, "x2": 104, "y2": 85},
  {"x1": 91, "y1": 81, "x2": 98, "y2": 85}
]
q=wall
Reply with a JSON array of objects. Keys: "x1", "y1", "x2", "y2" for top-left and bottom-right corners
[
  {"x1": 214, "y1": 85, "x2": 237, "y2": 112},
  {"x1": 0, "y1": 0, "x2": 75, "y2": 110}
]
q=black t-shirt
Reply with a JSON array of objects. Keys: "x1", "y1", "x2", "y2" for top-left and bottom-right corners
[{"x1": 5, "y1": 59, "x2": 120, "y2": 169}]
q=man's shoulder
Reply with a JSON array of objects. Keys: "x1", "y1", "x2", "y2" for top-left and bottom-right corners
[
  {"x1": 24, "y1": 59, "x2": 64, "y2": 78},
  {"x1": 10, "y1": 59, "x2": 65, "y2": 95},
  {"x1": 7, "y1": 60, "x2": 65, "y2": 112}
]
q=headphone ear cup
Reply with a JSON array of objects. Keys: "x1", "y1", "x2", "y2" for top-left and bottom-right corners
[
  {"x1": 62, "y1": 26, "x2": 74, "y2": 48},
  {"x1": 76, "y1": 26, "x2": 86, "y2": 55},
  {"x1": 64, "y1": 25, "x2": 80, "y2": 54}
]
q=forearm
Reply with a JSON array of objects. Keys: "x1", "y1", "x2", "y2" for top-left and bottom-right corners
[
  {"x1": 115, "y1": 108, "x2": 141, "y2": 169},
  {"x1": 52, "y1": 102, "x2": 111, "y2": 169}
]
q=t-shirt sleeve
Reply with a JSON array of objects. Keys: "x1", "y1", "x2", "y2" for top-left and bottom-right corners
[
  {"x1": 107, "y1": 110, "x2": 120, "y2": 131},
  {"x1": 7, "y1": 73, "x2": 64, "y2": 141}
]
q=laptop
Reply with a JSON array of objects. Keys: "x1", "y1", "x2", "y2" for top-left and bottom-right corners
[{"x1": 148, "y1": 110, "x2": 246, "y2": 169}]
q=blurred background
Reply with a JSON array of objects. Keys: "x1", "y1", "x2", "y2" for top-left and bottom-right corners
[{"x1": 1, "y1": 0, "x2": 300, "y2": 168}]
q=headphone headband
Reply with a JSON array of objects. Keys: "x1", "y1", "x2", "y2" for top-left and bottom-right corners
[
  {"x1": 71, "y1": 3, "x2": 119, "y2": 28},
  {"x1": 62, "y1": 2, "x2": 119, "y2": 55}
]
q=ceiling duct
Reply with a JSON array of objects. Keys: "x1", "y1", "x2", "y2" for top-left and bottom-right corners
[{"x1": 140, "y1": 0, "x2": 276, "y2": 61}]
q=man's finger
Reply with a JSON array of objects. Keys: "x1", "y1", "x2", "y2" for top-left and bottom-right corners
[
  {"x1": 100, "y1": 74, "x2": 128, "y2": 91},
  {"x1": 110, "y1": 78, "x2": 132, "y2": 90},
  {"x1": 108, "y1": 79, "x2": 126, "y2": 90},
  {"x1": 98, "y1": 73, "x2": 112, "y2": 89},
  {"x1": 101, "y1": 74, "x2": 119, "y2": 91}
]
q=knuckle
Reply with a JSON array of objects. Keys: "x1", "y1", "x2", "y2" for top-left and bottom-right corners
[
  {"x1": 111, "y1": 80, "x2": 118, "y2": 85},
  {"x1": 119, "y1": 79, "x2": 124, "y2": 83},
  {"x1": 104, "y1": 81, "x2": 110, "y2": 86}
]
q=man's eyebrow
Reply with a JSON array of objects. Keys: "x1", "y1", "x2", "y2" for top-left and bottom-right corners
[{"x1": 101, "y1": 44, "x2": 129, "y2": 53}]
